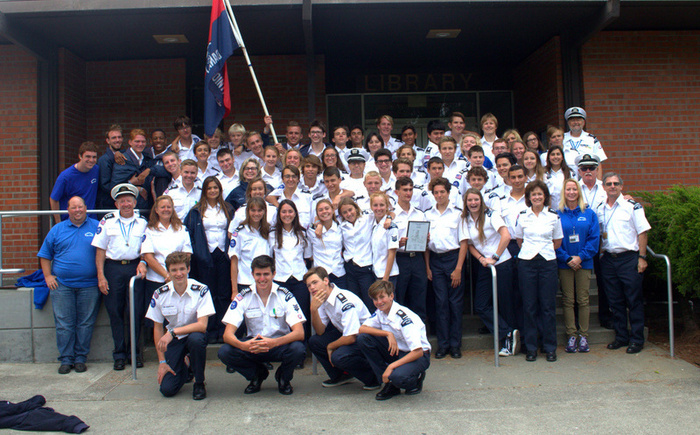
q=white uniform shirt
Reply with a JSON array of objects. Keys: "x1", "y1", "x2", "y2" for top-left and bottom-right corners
[
  {"x1": 230, "y1": 202, "x2": 277, "y2": 230},
  {"x1": 262, "y1": 167, "x2": 283, "y2": 191},
  {"x1": 300, "y1": 176, "x2": 327, "y2": 198},
  {"x1": 92, "y1": 212, "x2": 148, "y2": 260},
  {"x1": 307, "y1": 221, "x2": 345, "y2": 277},
  {"x1": 164, "y1": 181, "x2": 201, "y2": 221},
  {"x1": 269, "y1": 228, "x2": 309, "y2": 282},
  {"x1": 483, "y1": 190, "x2": 503, "y2": 216},
  {"x1": 269, "y1": 188, "x2": 314, "y2": 229},
  {"x1": 140, "y1": 223, "x2": 193, "y2": 282},
  {"x1": 362, "y1": 301, "x2": 431, "y2": 352},
  {"x1": 318, "y1": 286, "x2": 370, "y2": 336},
  {"x1": 228, "y1": 225, "x2": 272, "y2": 286},
  {"x1": 459, "y1": 210, "x2": 512, "y2": 265},
  {"x1": 384, "y1": 137, "x2": 404, "y2": 154},
  {"x1": 424, "y1": 204, "x2": 462, "y2": 253},
  {"x1": 340, "y1": 176, "x2": 365, "y2": 195},
  {"x1": 380, "y1": 174, "x2": 396, "y2": 193},
  {"x1": 217, "y1": 171, "x2": 240, "y2": 200},
  {"x1": 196, "y1": 164, "x2": 220, "y2": 185},
  {"x1": 371, "y1": 215, "x2": 400, "y2": 278},
  {"x1": 515, "y1": 207, "x2": 564, "y2": 261},
  {"x1": 581, "y1": 180, "x2": 606, "y2": 211},
  {"x1": 596, "y1": 196, "x2": 651, "y2": 254},
  {"x1": 426, "y1": 187, "x2": 463, "y2": 211},
  {"x1": 388, "y1": 187, "x2": 432, "y2": 213},
  {"x1": 563, "y1": 131, "x2": 607, "y2": 169},
  {"x1": 442, "y1": 159, "x2": 468, "y2": 186},
  {"x1": 340, "y1": 211, "x2": 374, "y2": 267},
  {"x1": 202, "y1": 204, "x2": 228, "y2": 253},
  {"x1": 500, "y1": 190, "x2": 528, "y2": 238},
  {"x1": 145, "y1": 279, "x2": 215, "y2": 338},
  {"x1": 393, "y1": 204, "x2": 427, "y2": 252},
  {"x1": 222, "y1": 284, "x2": 305, "y2": 338},
  {"x1": 480, "y1": 136, "x2": 497, "y2": 163}
]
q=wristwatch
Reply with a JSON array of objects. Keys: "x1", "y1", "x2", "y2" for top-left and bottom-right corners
[
  {"x1": 491, "y1": 253, "x2": 500, "y2": 261},
  {"x1": 168, "y1": 327, "x2": 177, "y2": 339},
  {"x1": 639, "y1": 254, "x2": 648, "y2": 260}
]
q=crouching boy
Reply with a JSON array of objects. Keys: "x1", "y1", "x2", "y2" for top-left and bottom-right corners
[
  {"x1": 145, "y1": 252, "x2": 214, "y2": 400},
  {"x1": 357, "y1": 280, "x2": 431, "y2": 400}
]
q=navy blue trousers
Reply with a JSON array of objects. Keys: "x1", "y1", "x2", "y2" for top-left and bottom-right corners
[
  {"x1": 429, "y1": 250, "x2": 463, "y2": 349},
  {"x1": 518, "y1": 255, "x2": 558, "y2": 353},
  {"x1": 344, "y1": 260, "x2": 376, "y2": 312},
  {"x1": 474, "y1": 259, "x2": 514, "y2": 342},
  {"x1": 103, "y1": 260, "x2": 144, "y2": 360},
  {"x1": 600, "y1": 251, "x2": 645, "y2": 344},
  {"x1": 395, "y1": 252, "x2": 428, "y2": 321},
  {"x1": 218, "y1": 340, "x2": 306, "y2": 383},
  {"x1": 357, "y1": 334, "x2": 429, "y2": 390},
  {"x1": 160, "y1": 332, "x2": 207, "y2": 397},
  {"x1": 308, "y1": 327, "x2": 377, "y2": 386}
]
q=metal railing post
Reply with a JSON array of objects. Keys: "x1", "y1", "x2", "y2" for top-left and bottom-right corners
[
  {"x1": 129, "y1": 276, "x2": 139, "y2": 380},
  {"x1": 487, "y1": 264, "x2": 499, "y2": 367},
  {"x1": 647, "y1": 247, "x2": 674, "y2": 358}
]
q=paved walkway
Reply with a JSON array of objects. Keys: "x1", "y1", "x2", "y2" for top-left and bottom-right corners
[{"x1": 1, "y1": 343, "x2": 698, "y2": 434}]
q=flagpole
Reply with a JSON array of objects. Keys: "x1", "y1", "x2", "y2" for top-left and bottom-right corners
[{"x1": 222, "y1": 0, "x2": 278, "y2": 144}]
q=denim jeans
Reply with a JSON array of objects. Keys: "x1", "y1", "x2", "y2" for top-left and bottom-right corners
[{"x1": 51, "y1": 282, "x2": 101, "y2": 364}]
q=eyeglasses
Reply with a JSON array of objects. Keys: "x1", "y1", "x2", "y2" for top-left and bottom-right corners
[
  {"x1": 376, "y1": 159, "x2": 392, "y2": 164},
  {"x1": 283, "y1": 174, "x2": 299, "y2": 179},
  {"x1": 580, "y1": 166, "x2": 597, "y2": 172},
  {"x1": 605, "y1": 181, "x2": 621, "y2": 187},
  {"x1": 309, "y1": 130, "x2": 323, "y2": 135}
]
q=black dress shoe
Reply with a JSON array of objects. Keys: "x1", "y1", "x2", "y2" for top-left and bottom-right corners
[
  {"x1": 186, "y1": 367, "x2": 194, "y2": 383},
  {"x1": 74, "y1": 363, "x2": 87, "y2": 373},
  {"x1": 275, "y1": 370, "x2": 293, "y2": 395},
  {"x1": 113, "y1": 359, "x2": 126, "y2": 371},
  {"x1": 626, "y1": 343, "x2": 644, "y2": 354},
  {"x1": 607, "y1": 340, "x2": 629, "y2": 350},
  {"x1": 244, "y1": 366, "x2": 269, "y2": 394},
  {"x1": 375, "y1": 383, "x2": 401, "y2": 401},
  {"x1": 192, "y1": 382, "x2": 207, "y2": 400},
  {"x1": 526, "y1": 352, "x2": 537, "y2": 362},
  {"x1": 435, "y1": 348, "x2": 447, "y2": 359},
  {"x1": 295, "y1": 361, "x2": 304, "y2": 370},
  {"x1": 136, "y1": 356, "x2": 144, "y2": 368},
  {"x1": 405, "y1": 372, "x2": 426, "y2": 396},
  {"x1": 265, "y1": 362, "x2": 274, "y2": 370},
  {"x1": 58, "y1": 364, "x2": 73, "y2": 375},
  {"x1": 450, "y1": 348, "x2": 462, "y2": 359},
  {"x1": 226, "y1": 366, "x2": 236, "y2": 374},
  {"x1": 478, "y1": 326, "x2": 490, "y2": 335},
  {"x1": 546, "y1": 351, "x2": 557, "y2": 362}
]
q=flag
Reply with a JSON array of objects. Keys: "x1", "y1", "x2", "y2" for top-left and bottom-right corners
[{"x1": 204, "y1": 0, "x2": 238, "y2": 136}]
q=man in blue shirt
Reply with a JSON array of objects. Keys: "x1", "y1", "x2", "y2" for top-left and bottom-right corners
[
  {"x1": 38, "y1": 196, "x2": 100, "y2": 375},
  {"x1": 50, "y1": 141, "x2": 100, "y2": 222}
]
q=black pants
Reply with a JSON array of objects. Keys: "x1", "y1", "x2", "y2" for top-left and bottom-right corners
[
  {"x1": 197, "y1": 248, "x2": 231, "y2": 341},
  {"x1": 218, "y1": 340, "x2": 306, "y2": 383},
  {"x1": 308, "y1": 327, "x2": 377, "y2": 386},
  {"x1": 357, "y1": 334, "x2": 429, "y2": 390},
  {"x1": 474, "y1": 259, "x2": 514, "y2": 342},
  {"x1": 395, "y1": 252, "x2": 428, "y2": 321},
  {"x1": 594, "y1": 254, "x2": 613, "y2": 324},
  {"x1": 600, "y1": 251, "x2": 645, "y2": 344},
  {"x1": 276, "y1": 277, "x2": 310, "y2": 342},
  {"x1": 103, "y1": 260, "x2": 144, "y2": 360},
  {"x1": 429, "y1": 250, "x2": 463, "y2": 350},
  {"x1": 344, "y1": 260, "x2": 376, "y2": 311},
  {"x1": 160, "y1": 332, "x2": 207, "y2": 397},
  {"x1": 518, "y1": 255, "x2": 558, "y2": 353}
]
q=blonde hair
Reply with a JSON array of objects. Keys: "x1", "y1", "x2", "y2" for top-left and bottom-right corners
[{"x1": 558, "y1": 178, "x2": 587, "y2": 211}]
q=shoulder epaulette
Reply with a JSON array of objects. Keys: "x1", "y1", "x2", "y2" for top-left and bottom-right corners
[
  {"x1": 396, "y1": 309, "x2": 413, "y2": 327},
  {"x1": 388, "y1": 223, "x2": 398, "y2": 230},
  {"x1": 628, "y1": 199, "x2": 643, "y2": 210},
  {"x1": 489, "y1": 192, "x2": 499, "y2": 199},
  {"x1": 548, "y1": 208, "x2": 558, "y2": 214},
  {"x1": 312, "y1": 193, "x2": 324, "y2": 201},
  {"x1": 156, "y1": 284, "x2": 170, "y2": 294},
  {"x1": 102, "y1": 212, "x2": 115, "y2": 220},
  {"x1": 485, "y1": 209, "x2": 493, "y2": 217},
  {"x1": 519, "y1": 210, "x2": 527, "y2": 214},
  {"x1": 420, "y1": 190, "x2": 429, "y2": 197},
  {"x1": 423, "y1": 206, "x2": 433, "y2": 212},
  {"x1": 336, "y1": 293, "x2": 348, "y2": 303},
  {"x1": 300, "y1": 188, "x2": 311, "y2": 194}
]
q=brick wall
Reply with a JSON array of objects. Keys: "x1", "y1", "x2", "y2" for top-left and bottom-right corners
[
  {"x1": 0, "y1": 45, "x2": 40, "y2": 276},
  {"x1": 85, "y1": 59, "x2": 187, "y2": 145},
  {"x1": 58, "y1": 48, "x2": 87, "y2": 168},
  {"x1": 581, "y1": 31, "x2": 700, "y2": 192},
  {"x1": 513, "y1": 36, "x2": 565, "y2": 136},
  {"x1": 224, "y1": 55, "x2": 327, "y2": 136}
]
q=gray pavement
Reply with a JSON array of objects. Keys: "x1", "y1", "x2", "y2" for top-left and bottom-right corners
[{"x1": 1, "y1": 343, "x2": 699, "y2": 434}]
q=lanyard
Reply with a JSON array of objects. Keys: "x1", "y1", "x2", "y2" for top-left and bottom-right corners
[
  {"x1": 603, "y1": 202, "x2": 618, "y2": 232},
  {"x1": 119, "y1": 220, "x2": 135, "y2": 247},
  {"x1": 583, "y1": 184, "x2": 597, "y2": 207}
]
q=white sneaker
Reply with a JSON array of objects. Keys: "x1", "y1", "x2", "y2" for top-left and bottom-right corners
[
  {"x1": 499, "y1": 347, "x2": 513, "y2": 357},
  {"x1": 511, "y1": 329, "x2": 520, "y2": 355}
]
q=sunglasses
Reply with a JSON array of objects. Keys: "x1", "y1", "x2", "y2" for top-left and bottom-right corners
[
  {"x1": 605, "y1": 182, "x2": 621, "y2": 187},
  {"x1": 580, "y1": 166, "x2": 597, "y2": 172}
]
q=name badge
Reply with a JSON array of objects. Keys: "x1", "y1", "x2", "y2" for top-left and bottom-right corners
[
  {"x1": 162, "y1": 306, "x2": 178, "y2": 316},
  {"x1": 601, "y1": 232, "x2": 608, "y2": 240},
  {"x1": 569, "y1": 234, "x2": 580, "y2": 244}
]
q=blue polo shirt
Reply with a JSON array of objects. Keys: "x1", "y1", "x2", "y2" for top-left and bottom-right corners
[
  {"x1": 50, "y1": 164, "x2": 99, "y2": 219},
  {"x1": 37, "y1": 218, "x2": 99, "y2": 288}
]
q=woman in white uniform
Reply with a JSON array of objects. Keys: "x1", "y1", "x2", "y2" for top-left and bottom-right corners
[
  {"x1": 261, "y1": 146, "x2": 282, "y2": 189},
  {"x1": 307, "y1": 199, "x2": 347, "y2": 289},
  {"x1": 230, "y1": 178, "x2": 277, "y2": 229},
  {"x1": 270, "y1": 199, "x2": 311, "y2": 341},
  {"x1": 338, "y1": 197, "x2": 377, "y2": 309},
  {"x1": 544, "y1": 145, "x2": 576, "y2": 208},
  {"x1": 228, "y1": 196, "x2": 272, "y2": 295},
  {"x1": 370, "y1": 192, "x2": 399, "y2": 287},
  {"x1": 183, "y1": 176, "x2": 234, "y2": 343},
  {"x1": 266, "y1": 165, "x2": 313, "y2": 228},
  {"x1": 460, "y1": 188, "x2": 519, "y2": 357}
]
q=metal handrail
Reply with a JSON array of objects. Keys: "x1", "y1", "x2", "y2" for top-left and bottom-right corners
[
  {"x1": 129, "y1": 275, "x2": 142, "y2": 380},
  {"x1": 487, "y1": 264, "x2": 500, "y2": 367},
  {"x1": 0, "y1": 208, "x2": 142, "y2": 283},
  {"x1": 647, "y1": 247, "x2": 674, "y2": 358}
]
